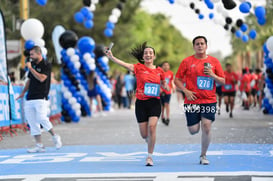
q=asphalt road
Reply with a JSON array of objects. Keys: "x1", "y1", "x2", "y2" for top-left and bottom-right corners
[{"x1": 1, "y1": 94, "x2": 273, "y2": 149}]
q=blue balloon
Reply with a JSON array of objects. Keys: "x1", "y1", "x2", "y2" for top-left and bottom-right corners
[
  {"x1": 198, "y1": 14, "x2": 204, "y2": 20},
  {"x1": 263, "y1": 43, "x2": 270, "y2": 54},
  {"x1": 106, "y1": 21, "x2": 115, "y2": 29},
  {"x1": 104, "y1": 28, "x2": 113, "y2": 37},
  {"x1": 77, "y1": 36, "x2": 96, "y2": 54},
  {"x1": 249, "y1": 29, "x2": 257, "y2": 39},
  {"x1": 242, "y1": 34, "x2": 249, "y2": 43},
  {"x1": 169, "y1": 0, "x2": 175, "y2": 4},
  {"x1": 255, "y1": 6, "x2": 266, "y2": 19},
  {"x1": 209, "y1": 13, "x2": 214, "y2": 19},
  {"x1": 239, "y1": 2, "x2": 250, "y2": 13},
  {"x1": 74, "y1": 12, "x2": 85, "y2": 23},
  {"x1": 80, "y1": 7, "x2": 90, "y2": 17},
  {"x1": 61, "y1": 49, "x2": 67, "y2": 57},
  {"x1": 36, "y1": 0, "x2": 47, "y2": 6},
  {"x1": 85, "y1": 12, "x2": 94, "y2": 20},
  {"x1": 240, "y1": 23, "x2": 248, "y2": 32},
  {"x1": 205, "y1": 0, "x2": 214, "y2": 9},
  {"x1": 235, "y1": 30, "x2": 243, "y2": 38},
  {"x1": 24, "y1": 40, "x2": 35, "y2": 50},
  {"x1": 257, "y1": 17, "x2": 266, "y2": 26},
  {"x1": 84, "y1": 20, "x2": 94, "y2": 29}
]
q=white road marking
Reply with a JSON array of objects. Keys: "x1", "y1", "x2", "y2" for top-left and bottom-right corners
[{"x1": 252, "y1": 177, "x2": 273, "y2": 181}]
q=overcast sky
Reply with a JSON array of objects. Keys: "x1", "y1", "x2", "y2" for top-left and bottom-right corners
[{"x1": 140, "y1": 0, "x2": 266, "y2": 57}]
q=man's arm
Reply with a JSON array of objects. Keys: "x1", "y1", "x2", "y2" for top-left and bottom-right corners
[
  {"x1": 26, "y1": 62, "x2": 47, "y2": 82},
  {"x1": 16, "y1": 79, "x2": 30, "y2": 100}
]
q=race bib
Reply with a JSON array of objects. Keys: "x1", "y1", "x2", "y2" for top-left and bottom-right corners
[
  {"x1": 224, "y1": 84, "x2": 232, "y2": 90},
  {"x1": 165, "y1": 78, "x2": 170, "y2": 84},
  {"x1": 144, "y1": 83, "x2": 160, "y2": 97},
  {"x1": 197, "y1": 76, "x2": 214, "y2": 90}
]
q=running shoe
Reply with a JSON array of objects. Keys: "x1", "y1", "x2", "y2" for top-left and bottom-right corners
[
  {"x1": 162, "y1": 118, "x2": 166, "y2": 124},
  {"x1": 146, "y1": 157, "x2": 153, "y2": 166},
  {"x1": 229, "y1": 112, "x2": 233, "y2": 118},
  {"x1": 27, "y1": 144, "x2": 45, "y2": 153},
  {"x1": 165, "y1": 118, "x2": 170, "y2": 126},
  {"x1": 53, "y1": 134, "x2": 62, "y2": 149},
  {"x1": 200, "y1": 155, "x2": 210, "y2": 165},
  {"x1": 218, "y1": 109, "x2": 221, "y2": 115}
]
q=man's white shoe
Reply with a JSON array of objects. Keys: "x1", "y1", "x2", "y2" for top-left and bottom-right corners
[
  {"x1": 200, "y1": 155, "x2": 210, "y2": 165},
  {"x1": 27, "y1": 144, "x2": 45, "y2": 153},
  {"x1": 53, "y1": 134, "x2": 62, "y2": 149}
]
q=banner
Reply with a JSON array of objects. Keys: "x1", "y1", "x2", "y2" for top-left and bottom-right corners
[
  {"x1": 0, "y1": 84, "x2": 10, "y2": 126},
  {"x1": 52, "y1": 25, "x2": 65, "y2": 64},
  {"x1": 0, "y1": 10, "x2": 7, "y2": 82}
]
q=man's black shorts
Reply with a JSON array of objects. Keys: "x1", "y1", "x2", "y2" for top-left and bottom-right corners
[
  {"x1": 135, "y1": 98, "x2": 161, "y2": 123},
  {"x1": 184, "y1": 103, "x2": 217, "y2": 127},
  {"x1": 223, "y1": 91, "x2": 236, "y2": 97},
  {"x1": 160, "y1": 93, "x2": 171, "y2": 105}
]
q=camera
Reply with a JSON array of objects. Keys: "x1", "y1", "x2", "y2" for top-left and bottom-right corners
[{"x1": 26, "y1": 57, "x2": 33, "y2": 63}]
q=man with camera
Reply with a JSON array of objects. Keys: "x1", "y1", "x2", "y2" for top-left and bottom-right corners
[{"x1": 17, "y1": 46, "x2": 62, "y2": 153}]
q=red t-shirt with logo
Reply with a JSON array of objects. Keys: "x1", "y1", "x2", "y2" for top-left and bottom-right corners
[
  {"x1": 222, "y1": 71, "x2": 238, "y2": 92},
  {"x1": 134, "y1": 63, "x2": 165, "y2": 100},
  {"x1": 161, "y1": 70, "x2": 173, "y2": 95},
  {"x1": 239, "y1": 74, "x2": 251, "y2": 93},
  {"x1": 175, "y1": 55, "x2": 225, "y2": 104}
]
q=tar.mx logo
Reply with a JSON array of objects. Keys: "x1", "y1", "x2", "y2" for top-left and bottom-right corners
[{"x1": 0, "y1": 150, "x2": 271, "y2": 164}]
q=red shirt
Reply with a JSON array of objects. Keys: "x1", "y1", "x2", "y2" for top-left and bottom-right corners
[
  {"x1": 175, "y1": 55, "x2": 225, "y2": 104},
  {"x1": 254, "y1": 73, "x2": 262, "y2": 90},
  {"x1": 134, "y1": 63, "x2": 165, "y2": 100},
  {"x1": 222, "y1": 71, "x2": 238, "y2": 92},
  {"x1": 161, "y1": 70, "x2": 173, "y2": 95},
  {"x1": 239, "y1": 74, "x2": 251, "y2": 92}
]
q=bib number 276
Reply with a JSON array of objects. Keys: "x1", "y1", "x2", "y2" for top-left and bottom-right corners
[{"x1": 197, "y1": 76, "x2": 214, "y2": 90}]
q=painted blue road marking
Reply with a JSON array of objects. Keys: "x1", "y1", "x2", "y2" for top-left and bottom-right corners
[{"x1": 0, "y1": 144, "x2": 272, "y2": 176}]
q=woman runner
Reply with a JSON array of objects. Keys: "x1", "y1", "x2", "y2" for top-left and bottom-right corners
[{"x1": 105, "y1": 42, "x2": 169, "y2": 166}]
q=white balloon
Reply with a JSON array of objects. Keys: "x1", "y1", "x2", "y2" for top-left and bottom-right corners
[
  {"x1": 92, "y1": 0, "x2": 99, "y2": 4},
  {"x1": 66, "y1": 48, "x2": 75, "y2": 56},
  {"x1": 269, "y1": 98, "x2": 273, "y2": 105},
  {"x1": 269, "y1": 52, "x2": 273, "y2": 59},
  {"x1": 112, "y1": 8, "x2": 121, "y2": 18},
  {"x1": 71, "y1": 54, "x2": 80, "y2": 62},
  {"x1": 74, "y1": 61, "x2": 81, "y2": 69},
  {"x1": 102, "y1": 56, "x2": 109, "y2": 64},
  {"x1": 76, "y1": 110, "x2": 81, "y2": 117},
  {"x1": 87, "y1": 58, "x2": 95, "y2": 64},
  {"x1": 69, "y1": 97, "x2": 77, "y2": 105},
  {"x1": 41, "y1": 47, "x2": 47, "y2": 55},
  {"x1": 265, "y1": 92, "x2": 272, "y2": 99},
  {"x1": 211, "y1": 0, "x2": 220, "y2": 2},
  {"x1": 34, "y1": 38, "x2": 45, "y2": 47},
  {"x1": 266, "y1": 36, "x2": 273, "y2": 52},
  {"x1": 89, "y1": 4, "x2": 96, "y2": 11},
  {"x1": 109, "y1": 15, "x2": 118, "y2": 24},
  {"x1": 83, "y1": 53, "x2": 91, "y2": 60},
  {"x1": 64, "y1": 91, "x2": 72, "y2": 99},
  {"x1": 89, "y1": 64, "x2": 96, "y2": 70},
  {"x1": 20, "y1": 18, "x2": 44, "y2": 40}
]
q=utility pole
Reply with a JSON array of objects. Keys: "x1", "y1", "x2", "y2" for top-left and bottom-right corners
[{"x1": 20, "y1": 0, "x2": 29, "y2": 68}]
